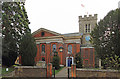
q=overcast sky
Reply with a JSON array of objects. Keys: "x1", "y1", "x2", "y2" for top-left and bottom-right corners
[{"x1": 25, "y1": 0, "x2": 119, "y2": 34}]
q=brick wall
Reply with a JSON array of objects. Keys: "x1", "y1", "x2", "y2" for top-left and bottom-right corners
[
  {"x1": 35, "y1": 42, "x2": 81, "y2": 66},
  {"x1": 81, "y1": 48, "x2": 95, "y2": 68},
  {"x1": 71, "y1": 65, "x2": 120, "y2": 78},
  {"x1": 14, "y1": 66, "x2": 46, "y2": 77},
  {"x1": 76, "y1": 69, "x2": 120, "y2": 77}
]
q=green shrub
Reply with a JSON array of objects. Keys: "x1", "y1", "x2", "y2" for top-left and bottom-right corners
[
  {"x1": 52, "y1": 51, "x2": 60, "y2": 70},
  {"x1": 20, "y1": 33, "x2": 37, "y2": 66},
  {"x1": 74, "y1": 52, "x2": 82, "y2": 68}
]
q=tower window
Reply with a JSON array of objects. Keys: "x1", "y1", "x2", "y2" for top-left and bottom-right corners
[
  {"x1": 85, "y1": 24, "x2": 87, "y2": 33},
  {"x1": 88, "y1": 24, "x2": 90, "y2": 33},
  {"x1": 85, "y1": 24, "x2": 91, "y2": 33}
]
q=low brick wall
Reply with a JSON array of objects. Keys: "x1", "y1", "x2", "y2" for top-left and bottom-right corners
[
  {"x1": 14, "y1": 66, "x2": 46, "y2": 77},
  {"x1": 76, "y1": 69, "x2": 120, "y2": 77}
]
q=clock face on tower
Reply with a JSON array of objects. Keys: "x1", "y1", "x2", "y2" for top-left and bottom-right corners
[{"x1": 85, "y1": 35, "x2": 90, "y2": 41}]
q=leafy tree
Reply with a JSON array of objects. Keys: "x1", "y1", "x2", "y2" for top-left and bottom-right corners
[
  {"x1": 74, "y1": 52, "x2": 82, "y2": 68},
  {"x1": 91, "y1": 8, "x2": 120, "y2": 69},
  {"x1": 52, "y1": 51, "x2": 60, "y2": 70},
  {"x1": 2, "y1": 2, "x2": 30, "y2": 41},
  {"x1": 2, "y1": 2, "x2": 30, "y2": 66},
  {"x1": 104, "y1": 54, "x2": 120, "y2": 69},
  {"x1": 20, "y1": 32, "x2": 37, "y2": 66},
  {"x1": 0, "y1": 45, "x2": 1, "y2": 65}
]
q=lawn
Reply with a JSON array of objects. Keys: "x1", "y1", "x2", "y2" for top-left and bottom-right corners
[
  {"x1": 52, "y1": 67, "x2": 64, "y2": 75},
  {"x1": 1, "y1": 67, "x2": 14, "y2": 75}
]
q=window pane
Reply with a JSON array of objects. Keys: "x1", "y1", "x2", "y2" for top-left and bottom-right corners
[
  {"x1": 42, "y1": 45, "x2": 45, "y2": 52},
  {"x1": 42, "y1": 57, "x2": 45, "y2": 61},
  {"x1": 68, "y1": 45, "x2": 72, "y2": 54},
  {"x1": 88, "y1": 24, "x2": 90, "y2": 32},
  {"x1": 86, "y1": 24, "x2": 87, "y2": 29},
  {"x1": 41, "y1": 32, "x2": 45, "y2": 36},
  {"x1": 52, "y1": 44, "x2": 56, "y2": 52},
  {"x1": 85, "y1": 24, "x2": 87, "y2": 33}
]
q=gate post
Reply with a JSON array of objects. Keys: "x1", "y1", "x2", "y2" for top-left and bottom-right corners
[
  {"x1": 47, "y1": 63, "x2": 52, "y2": 77},
  {"x1": 71, "y1": 64, "x2": 76, "y2": 77}
]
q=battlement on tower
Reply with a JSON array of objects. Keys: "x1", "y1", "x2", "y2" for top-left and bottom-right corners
[{"x1": 79, "y1": 14, "x2": 97, "y2": 21}]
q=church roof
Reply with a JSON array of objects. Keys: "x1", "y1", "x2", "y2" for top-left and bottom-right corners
[
  {"x1": 32, "y1": 28, "x2": 61, "y2": 36},
  {"x1": 32, "y1": 28, "x2": 81, "y2": 40}
]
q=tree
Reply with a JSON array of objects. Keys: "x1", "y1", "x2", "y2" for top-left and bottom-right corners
[
  {"x1": 0, "y1": 34, "x2": 1, "y2": 65},
  {"x1": 74, "y1": 52, "x2": 82, "y2": 68},
  {"x1": 52, "y1": 51, "x2": 60, "y2": 70},
  {"x1": 20, "y1": 32, "x2": 37, "y2": 66},
  {"x1": 2, "y1": 33, "x2": 17, "y2": 67},
  {"x1": 2, "y1": 2, "x2": 30, "y2": 42},
  {"x1": 2, "y1": 2, "x2": 30, "y2": 66},
  {"x1": 91, "y1": 8, "x2": 120, "y2": 69}
]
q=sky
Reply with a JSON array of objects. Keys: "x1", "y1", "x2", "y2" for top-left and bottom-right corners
[{"x1": 25, "y1": 0, "x2": 119, "y2": 34}]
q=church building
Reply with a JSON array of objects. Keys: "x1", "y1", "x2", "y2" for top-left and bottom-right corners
[{"x1": 32, "y1": 14, "x2": 97, "y2": 68}]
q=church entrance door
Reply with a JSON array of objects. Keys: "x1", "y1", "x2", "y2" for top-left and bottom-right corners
[
  {"x1": 68, "y1": 58, "x2": 72, "y2": 67},
  {"x1": 66, "y1": 57, "x2": 73, "y2": 67}
]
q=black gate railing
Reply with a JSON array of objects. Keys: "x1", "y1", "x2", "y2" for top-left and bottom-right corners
[
  {"x1": 68, "y1": 67, "x2": 70, "y2": 78},
  {"x1": 53, "y1": 67, "x2": 55, "y2": 78}
]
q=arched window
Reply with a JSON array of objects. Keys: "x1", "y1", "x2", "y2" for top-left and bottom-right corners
[
  {"x1": 42, "y1": 45, "x2": 45, "y2": 53},
  {"x1": 68, "y1": 45, "x2": 72, "y2": 54},
  {"x1": 52, "y1": 44, "x2": 56, "y2": 52}
]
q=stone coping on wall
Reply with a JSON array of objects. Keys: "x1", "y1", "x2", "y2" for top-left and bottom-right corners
[
  {"x1": 76, "y1": 68, "x2": 120, "y2": 72},
  {"x1": 14, "y1": 66, "x2": 46, "y2": 68}
]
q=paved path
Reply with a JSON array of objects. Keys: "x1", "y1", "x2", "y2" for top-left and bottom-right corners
[{"x1": 55, "y1": 67, "x2": 71, "y2": 77}]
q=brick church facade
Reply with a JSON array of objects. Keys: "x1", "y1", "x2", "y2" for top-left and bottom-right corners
[{"x1": 32, "y1": 14, "x2": 97, "y2": 68}]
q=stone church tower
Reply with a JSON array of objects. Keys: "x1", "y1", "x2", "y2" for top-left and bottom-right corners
[
  {"x1": 78, "y1": 14, "x2": 98, "y2": 68},
  {"x1": 78, "y1": 14, "x2": 97, "y2": 46}
]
